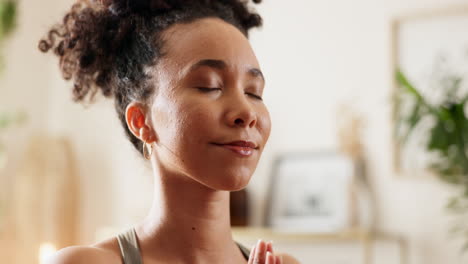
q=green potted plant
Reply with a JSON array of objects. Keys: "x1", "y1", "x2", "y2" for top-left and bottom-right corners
[
  {"x1": 0, "y1": 0, "x2": 16, "y2": 67},
  {"x1": 396, "y1": 61, "x2": 468, "y2": 250},
  {"x1": 0, "y1": 0, "x2": 18, "y2": 228},
  {"x1": 0, "y1": 1, "x2": 15, "y2": 36},
  {"x1": 0, "y1": 0, "x2": 18, "y2": 165}
]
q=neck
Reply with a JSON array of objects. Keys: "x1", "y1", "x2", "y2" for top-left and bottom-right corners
[{"x1": 135, "y1": 161, "x2": 245, "y2": 263}]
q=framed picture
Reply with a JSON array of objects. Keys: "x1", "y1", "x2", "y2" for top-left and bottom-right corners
[
  {"x1": 391, "y1": 5, "x2": 468, "y2": 177},
  {"x1": 264, "y1": 152, "x2": 354, "y2": 233}
]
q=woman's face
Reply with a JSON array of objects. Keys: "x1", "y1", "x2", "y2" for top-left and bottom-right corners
[{"x1": 149, "y1": 18, "x2": 271, "y2": 191}]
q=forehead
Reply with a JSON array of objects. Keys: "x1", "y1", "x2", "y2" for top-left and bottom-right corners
[{"x1": 159, "y1": 18, "x2": 260, "y2": 74}]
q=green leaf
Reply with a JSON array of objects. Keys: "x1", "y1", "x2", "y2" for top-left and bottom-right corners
[
  {"x1": 0, "y1": 111, "x2": 27, "y2": 130},
  {"x1": 0, "y1": 1, "x2": 17, "y2": 38},
  {"x1": 395, "y1": 69, "x2": 441, "y2": 117},
  {"x1": 0, "y1": 1, "x2": 17, "y2": 73},
  {"x1": 399, "y1": 103, "x2": 422, "y2": 143},
  {"x1": 427, "y1": 119, "x2": 450, "y2": 150}
]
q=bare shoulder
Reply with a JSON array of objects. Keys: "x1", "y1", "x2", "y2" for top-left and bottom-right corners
[
  {"x1": 278, "y1": 252, "x2": 301, "y2": 264},
  {"x1": 46, "y1": 238, "x2": 121, "y2": 264}
]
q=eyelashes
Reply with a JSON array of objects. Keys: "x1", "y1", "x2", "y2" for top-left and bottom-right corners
[
  {"x1": 196, "y1": 87, "x2": 221, "y2": 92},
  {"x1": 248, "y1": 93, "x2": 263, "y2": 101},
  {"x1": 196, "y1": 87, "x2": 263, "y2": 101}
]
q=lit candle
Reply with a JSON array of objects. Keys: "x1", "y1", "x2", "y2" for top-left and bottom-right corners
[{"x1": 39, "y1": 243, "x2": 57, "y2": 264}]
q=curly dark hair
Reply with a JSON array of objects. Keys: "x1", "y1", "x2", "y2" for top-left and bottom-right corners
[{"x1": 38, "y1": 0, "x2": 263, "y2": 156}]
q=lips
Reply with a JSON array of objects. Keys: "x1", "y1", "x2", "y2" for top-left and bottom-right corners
[
  {"x1": 220, "y1": 141, "x2": 258, "y2": 149},
  {"x1": 212, "y1": 141, "x2": 258, "y2": 156}
]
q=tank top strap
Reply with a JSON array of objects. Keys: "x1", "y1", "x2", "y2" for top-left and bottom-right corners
[
  {"x1": 117, "y1": 227, "x2": 250, "y2": 263},
  {"x1": 117, "y1": 228, "x2": 143, "y2": 264},
  {"x1": 236, "y1": 241, "x2": 251, "y2": 260}
]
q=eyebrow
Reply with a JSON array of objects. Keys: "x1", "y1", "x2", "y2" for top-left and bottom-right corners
[{"x1": 189, "y1": 59, "x2": 265, "y2": 82}]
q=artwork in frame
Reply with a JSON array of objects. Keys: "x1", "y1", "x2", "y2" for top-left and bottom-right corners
[
  {"x1": 391, "y1": 5, "x2": 468, "y2": 177},
  {"x1": 264, "y1": 152, "x2": 354, "y2": 233}
]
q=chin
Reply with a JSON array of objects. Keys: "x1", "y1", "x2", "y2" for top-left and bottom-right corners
[
  {"x1": 202, "y1": 169, "x2": 253, "y2": 191},
  {"x1": 224, "y1": 180, "x2": 250, "y2": 192}
]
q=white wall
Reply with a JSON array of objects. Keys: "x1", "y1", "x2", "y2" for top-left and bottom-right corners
[
  {"x1": 248, "y1": 0, "x2": 468, "y2": 263},
  {"x1": 2, "y1": 0, "x2": 468, "y2": 263}
]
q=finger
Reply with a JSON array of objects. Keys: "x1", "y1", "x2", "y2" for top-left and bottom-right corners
[
  {"x1": 254, "y1": 239, "x2": 266, "y2": 264},
  {"x1": 275, "y1": 255, "x2": 283, "y2": 264},
  {"x1": 266, "y1": 241, "x2": 274, "y2": 254},
  {"x1": 248, "y1": 245, "x2": 256, "y2": 264},
  {"x1": 266, "y1": 251, "x2": 275, "y2": 264}
]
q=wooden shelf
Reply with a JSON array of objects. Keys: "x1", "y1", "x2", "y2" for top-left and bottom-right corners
[{"x1": 231, "y1": 227, "x2": 373, "y2": 242}]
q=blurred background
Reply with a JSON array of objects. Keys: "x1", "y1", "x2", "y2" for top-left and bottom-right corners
[{"x1": 1, "y1": 0, "x2": 468, "y2": 263}]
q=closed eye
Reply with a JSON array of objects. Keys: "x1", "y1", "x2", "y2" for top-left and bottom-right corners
[
  {"x1": 196, "y1": 87, "x2": 222, "y2": 92},
  {"x1": 246, "y1": 92, "x2": 263, "y2": 101},
  {"x1": 196, "y1": 87, "x2": 262, "y2": 100}
]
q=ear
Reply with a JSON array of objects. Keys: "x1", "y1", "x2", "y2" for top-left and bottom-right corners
[{"x1": 125, "y1": 102, "x2": 157, "y2": 143}]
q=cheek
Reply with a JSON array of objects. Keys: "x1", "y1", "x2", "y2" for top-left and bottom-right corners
[
  {"x1": 258, "y1": 106, "x2": 272, "y2": 143},
  {"x1": 176, "y1": 103, "x2": 217, "y2": 142}
]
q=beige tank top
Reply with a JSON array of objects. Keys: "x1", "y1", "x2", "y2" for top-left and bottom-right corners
[{"x1": 117, "y1": 228, "x2": 251, "y2": 264}]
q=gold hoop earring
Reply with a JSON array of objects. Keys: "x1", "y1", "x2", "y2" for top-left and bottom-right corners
[{"x1": 143, "y1": 142, "x2": 153, "y2": 160}]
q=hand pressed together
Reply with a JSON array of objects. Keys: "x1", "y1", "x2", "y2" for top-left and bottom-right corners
[{"x1": 247, "y1": 240, "x2": 282, "y2": 264}]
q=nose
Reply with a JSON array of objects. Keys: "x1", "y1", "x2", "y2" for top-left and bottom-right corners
[{"x1": 225, "y1": 93, "x2": 257, "y2": 128}]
